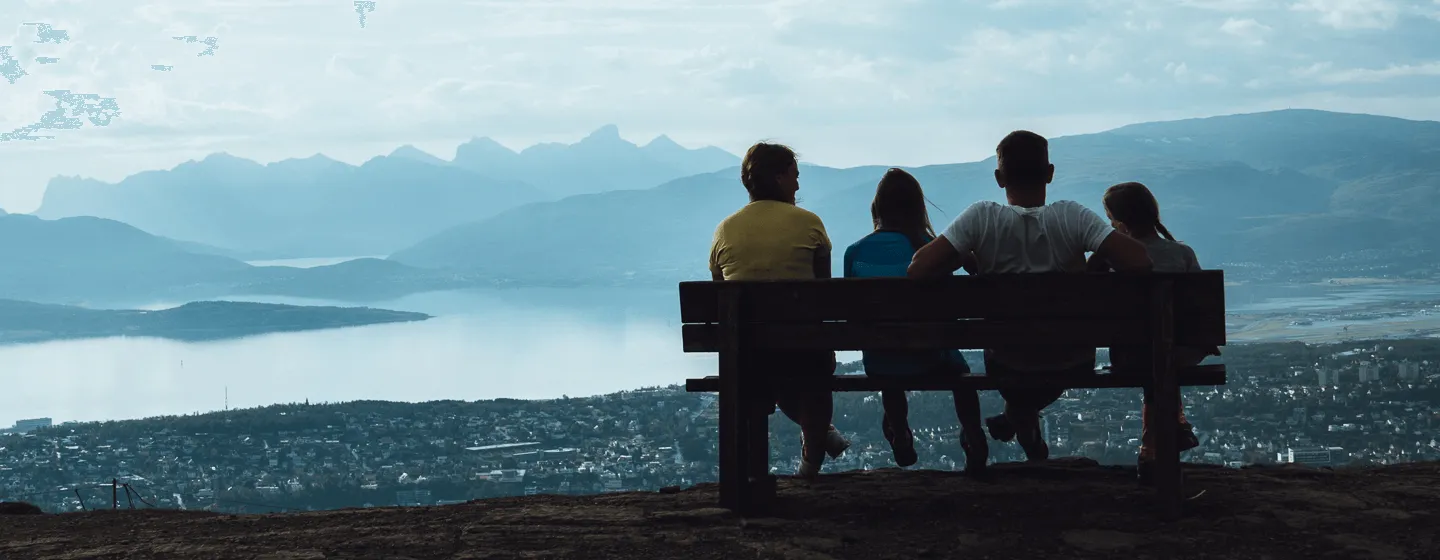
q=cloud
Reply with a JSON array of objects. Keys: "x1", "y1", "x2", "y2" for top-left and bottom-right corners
[
  {"x1": 1309, "y1": 61, "x2": 1440, "y2": 84},
  {"x1": 1, "y1": 0, "x2": 1440, "y2": 211},
  {"x1": 1290, "y1": 0, "x2": 1402, "y2": 30},
  {"x1": 1220, "y1": 17, "x2": 1273, "y2": 45}
]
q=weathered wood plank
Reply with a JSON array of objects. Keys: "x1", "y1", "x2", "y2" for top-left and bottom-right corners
[
  {"x1": 682, "y1": 318, "x2": 1222, "y2": 351},
  {"x1": 1149, "y1": 280, "x2": 1184, "y2": 520},
  {"x1": 679, "y1": 271, "x2": 1224, "y2": 326},
  {"x1": 683, "y1": 365, "x2": 1227, "y2": 393},
  {"x1": 715, "y1": 286, "x2": 744, "y2": 511}
]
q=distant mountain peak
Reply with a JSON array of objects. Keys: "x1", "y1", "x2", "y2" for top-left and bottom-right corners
[
  {"x1": 582, "y1": 124, "x2": 623, "y2": 143},
  {"x1": 456, "y1": 136, "x2": 517, "y2": 156},
  {"x1": 643, "y1": 134, "x2": 684, "y2": 151},
  {"x1": 201, "y1": 152, "x2": 249, "y2": 163},
  {"x1": 389, "y1": 144, "x2": 449, "y2": 165},
  {"x1": 274, "y1": 153, "x2": 340, "y2": 164},
  {"x1": 175, "y1": 152, "x2": 263, "y2": 173}
]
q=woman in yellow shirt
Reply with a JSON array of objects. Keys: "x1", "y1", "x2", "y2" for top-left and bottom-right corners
[{"x1": 709, "y1": 142, "x2": 848, "y2": 478}]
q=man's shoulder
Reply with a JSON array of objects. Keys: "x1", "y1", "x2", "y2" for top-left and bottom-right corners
[
  {"x1": 962, "y1": 200, "x2": 1005, "y2": 213},
  {"x1": 714, "y1": 208, "x2": 741, "y2": 231},
  {"x1": 950, "y1": 200, "x2": 1004, "y2": 226},
  {"x1": 741, "y1": 200, "x2": 823, "y2": 221},
  {"x1": 1045, "y1": 200, "x2": 1088, "y2": 212},
  {"x1": 785, "y1": 203, "x2": 825, "y2": 223}
]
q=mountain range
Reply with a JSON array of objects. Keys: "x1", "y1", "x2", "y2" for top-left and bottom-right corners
[
  {"x1": 392, "y1": 109, "x2": 1440, "y2": 279},
  {"x1": 0, "y1": 212, "x2": 472, "y2": 305},
  {"x1": 33, "y1": 126, "x2": 739, "y2": 258},
  {"x1": 445, "y1": 125, "x2": 739, "y2": 198},
  {"x1": 9, "y1": 109, "x2": 1440, "y2": 304}
]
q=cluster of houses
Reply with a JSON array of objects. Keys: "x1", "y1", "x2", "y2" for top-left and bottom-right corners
[{"x1": 3, "y1": 346, "x2": 1437, "y2": 512}]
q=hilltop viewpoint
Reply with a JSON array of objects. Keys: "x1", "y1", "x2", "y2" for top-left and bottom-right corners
[{"x1": 2, "y1": 459, "x2": 1437, "y2": 559}]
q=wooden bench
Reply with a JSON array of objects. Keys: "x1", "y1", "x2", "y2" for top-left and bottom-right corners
[{"x1": 679, "y1": 271, "x2": 1227, "y2": 520}]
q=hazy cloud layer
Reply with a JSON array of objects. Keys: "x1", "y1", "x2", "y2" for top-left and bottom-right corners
[{"x1": 1, "y1": 0, "x2": 1439, "y2": 210}]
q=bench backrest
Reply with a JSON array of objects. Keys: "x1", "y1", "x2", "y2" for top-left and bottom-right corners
[{"x1": 678, "y1": 271, "x2": 1226, "y2": 352}]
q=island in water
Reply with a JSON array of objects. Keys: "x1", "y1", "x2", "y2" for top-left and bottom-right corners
[{"x1": 0, "y1": 299, "x2": 432, "y2": 345}]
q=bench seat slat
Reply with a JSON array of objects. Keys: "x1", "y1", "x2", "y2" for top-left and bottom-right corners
[
  {"x1": 682, "y1": 319, "x2": 1222, "y2": 352},
  {"x1": 683, "y1": 364, "x2": 1227, "y2": 393},
  {"x1": 679, "y1": 272, "x2": 1224, "y2": 327}
]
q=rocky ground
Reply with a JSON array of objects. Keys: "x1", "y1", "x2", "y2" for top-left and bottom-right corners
[{"x1": 2, "y1": 459, "x2": 1438, "y2": 559}]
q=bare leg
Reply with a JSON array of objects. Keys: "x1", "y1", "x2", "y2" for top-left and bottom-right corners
[
  {"x1": 1005, "y1": 402, "x2": 1049, "y2": 462},
  {"x1": 952, "y1": 388, "x2": 989, "y2": 473},
  {"x1": 778, "y1": 391, "x2": 833, "y2": 468},
  {"x1": 881, "y1": 390, "x2": 918, "y2": 467},
  {"x1": 804, "y1": 390, "x2": 834, "y2": 445},
  {"x1": 952, "y1": 389, "x2": 982, "y2": 435},
  {"x1": 881, "y1": 390, "x2": 910, "y2": 432}
]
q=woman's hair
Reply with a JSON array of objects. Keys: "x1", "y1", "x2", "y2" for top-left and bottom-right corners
[
  {"x1": 871, "y1": 168, "x2": 935, "y2": 250},
  {"x1": 741, "y1": 142, "x2": 797, "y2": 202},
  {"x1": 1103, "y1": 181, "x2": 1175, "y2": 241}
]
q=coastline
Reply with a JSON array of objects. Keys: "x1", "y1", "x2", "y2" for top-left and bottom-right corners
[{"x1": 0, "y1": 300, "x2": 431, "y2": 346}]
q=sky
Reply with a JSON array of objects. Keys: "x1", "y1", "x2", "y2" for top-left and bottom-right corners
[{"x1": 2, "y1": 0, "x2": 1440, "y2": 211}]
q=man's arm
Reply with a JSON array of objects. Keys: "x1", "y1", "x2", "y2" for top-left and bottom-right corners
[
  {"x1": 959, "y1": 251, "x2": 979, "y2": 276},
  {"x1": 1085, "y1": 252, "x2": 1111, "y2": 273},
  {"x1": 709, "y1": 234, "x2": 725, "y2": 281},
  {"x1": 1070, "y1": 202, "x2": 1151, "y2": 272},
  {"x1": 1093, "y1": 232, "x2": 1152, "y2": 272},
  {"x1": 911, "y1": 205, "x2": 977, "y2": 278},
  {"x1": 813, "y1": 244, "x2": 832, "y2": 279},
  {"x1": 907, "y1": 236, "x2": 963, "y2": 278}
]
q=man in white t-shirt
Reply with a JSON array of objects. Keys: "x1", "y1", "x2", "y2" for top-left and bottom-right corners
[{"x1": 907, "y1": 130, "x2": 1153, "y2": 462}]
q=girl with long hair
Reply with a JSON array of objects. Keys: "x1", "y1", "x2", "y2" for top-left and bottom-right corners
[
  {"x1": 842, "y1": 168, "x2": 988, "y2": 475},
  {"x1": 1093, "y1": 181, "x2": 1217, "y2": 484}
]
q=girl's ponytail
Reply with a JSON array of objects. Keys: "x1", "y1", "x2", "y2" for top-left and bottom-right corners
[{"x1": 1155, "y1": 222, "x2": 1176, "y2": 242}]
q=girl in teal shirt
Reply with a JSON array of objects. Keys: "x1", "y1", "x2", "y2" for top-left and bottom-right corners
[{"x1": 842, "y1": 169, "x2": 987, "y2": 474}]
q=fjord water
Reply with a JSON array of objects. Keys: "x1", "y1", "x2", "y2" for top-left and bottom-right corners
[
  {"x1": 0, "y1": 279, "x2": 716, "y2": 427},
  {"x1": 3, "y1": 255, "x2": 1439, "y2": 426}
]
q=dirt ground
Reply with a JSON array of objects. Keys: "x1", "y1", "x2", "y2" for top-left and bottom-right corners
[{"x1": 3, "y1": 459, "x2": 1438, "y2": 559}]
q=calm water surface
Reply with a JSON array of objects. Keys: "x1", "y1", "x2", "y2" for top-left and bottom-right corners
[{"x1": 4, "y1": 257, "x2": 1439, "y2": 426}]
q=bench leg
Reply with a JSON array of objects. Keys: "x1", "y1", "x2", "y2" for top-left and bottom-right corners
[
  {"x1": 1149, "y1": 280, "x2": 1183, "y2": 521},
  {"x1": 742, "y1": 400, "x2": 775, "y2": 515},
  {"x1": 717, "y1": 385, "x2": 742, "y2": 510},
  {"x1": 1152, "y1": 378, "x2": 1183, "y2": 520},
  {"x1": 719, "y1": 380, "x2": 773, "y2": 514}
]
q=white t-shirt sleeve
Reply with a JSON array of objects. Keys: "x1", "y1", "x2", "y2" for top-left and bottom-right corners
[
  {"x1": 1064, "y1": 201, "x2": 1115, "y2": 252},
  {"x1": 941, "y1": 202, "x2": 986, "y2": 254}
]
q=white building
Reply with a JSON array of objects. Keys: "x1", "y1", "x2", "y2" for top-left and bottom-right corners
[
  {"x1": 1398, "y1": 361, "x2": 1422, "y2": 382},
  {"x1": 1358, "y1": 362, "x2": 1381, "y2": 383},
  {"x1": 395, "y1": 489, "x2": 432, "y2": 507},
  {"x1": 1278, "y1": 446, "x2": 1346, "y2": 467},
  {"x1": 12, "y1": 418, "x2": 52, "y2": 433}
]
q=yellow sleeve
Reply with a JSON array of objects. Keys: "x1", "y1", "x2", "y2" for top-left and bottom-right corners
[
  {"x1": 811, "y1": 214, "x2": 831, "y2": 250},
  {"x1": 709, "y1": 226, "x2": 725, "y2": 277}
]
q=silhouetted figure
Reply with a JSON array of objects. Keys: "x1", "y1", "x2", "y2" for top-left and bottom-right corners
[
  {"x1": 709, "y1": 142, "x2": 848, "y2": 478},
  {"x1": 843, "y1": 168, "x2": 986, "y2": 471},
  {"x1": 908, "y1": 130, "x2": 1152, "y2": 462},
  {"x1": 1090, "y1": 181, "x2": 1217, "y2": 483}
]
